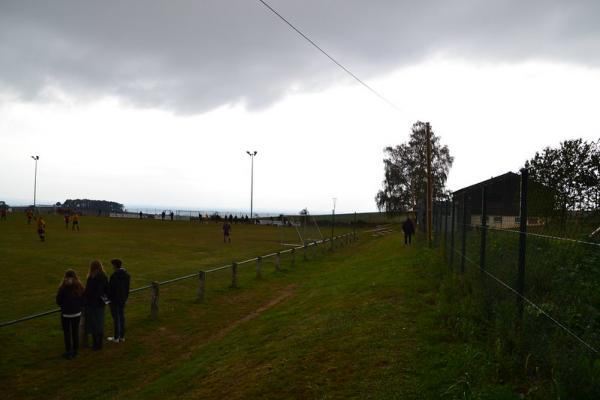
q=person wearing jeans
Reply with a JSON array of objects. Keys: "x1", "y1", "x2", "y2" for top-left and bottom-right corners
[
  {"x1": 108, "y1": 258, "x2": 130, "y2": 343},
  {"x1": 56, "y1": 269, "x2": 85, "y2": 359}
]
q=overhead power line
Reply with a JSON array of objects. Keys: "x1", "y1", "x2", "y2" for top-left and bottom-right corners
[{"x1": 256, "y1": 0, "x2": 402, "y2": 113}]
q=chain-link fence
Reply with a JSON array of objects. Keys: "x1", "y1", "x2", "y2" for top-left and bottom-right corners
[{"x1": 432, "y1": 169, "x2": 600, "y2": 396}]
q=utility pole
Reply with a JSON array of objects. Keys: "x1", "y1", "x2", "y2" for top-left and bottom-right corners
[
  {"x1": 425, "y1": 123, "x2": 433, "y2": 247},
  {"x1": 330, "y1": 198, "x2": 337, "y2": 250}
]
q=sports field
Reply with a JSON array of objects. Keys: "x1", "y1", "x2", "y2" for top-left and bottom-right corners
[
  {"x1": 0, "y1": 214, "x2": 339, "y2": 321},
  {"x1": 1, "y1": 214, "x2": 525, "y2": 399}
]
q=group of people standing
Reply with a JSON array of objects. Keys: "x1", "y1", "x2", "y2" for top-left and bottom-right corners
[
  {"x1": 55, "y1": 259, "x2": 130, "y2": 359},
  {"x1": 63, "y1": 213, "x2": 80, "y2": 230}
]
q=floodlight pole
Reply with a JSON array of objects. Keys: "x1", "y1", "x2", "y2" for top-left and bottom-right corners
[
  {"x1": 31, "y1": 156, "x2": 39, "y2": 210},
  {"x1": 246, "y1": 151, "x2": 257, "y2": 220}
]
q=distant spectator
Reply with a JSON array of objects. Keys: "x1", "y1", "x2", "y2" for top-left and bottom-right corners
[
  {"x1": 0, "y1": 208, "x2": 6, "y2": 220},
  {"x1": 198, "y1": 213, "x2": 203, "y2": 223},
  {"x1": 56, "y1": 269, "x2": 84, "y2": 359},
  {"x1": 234, "y1": 215, "x2": 239, "y2": 224},
  {"x1": 170, "y1": 211, "x2": 174, "y2": 221},
  {"x1": 161, "y1": 211, "x2": 166, "y2": 220},
  {"x1": 84, "y1": 260, "x2": 109, "y2": 350},
  {"x1": 72, "y1": 213, "x2": 80, "y2": 231},
  {"x1": 97, "y1": 209, "x2": 102, "y2": 217},
  {"x1": 26, "y1": 209, "x2": 33, "y2": 224},
  {"x1": 139, "y1": 211, "x2": 143, "y2": 219},
  {"x1": 37, "y1": 216, "x2": 46, "y2": 242},
  {"x1": 64, "y1": 213, "x2": 70, "y2": 229},
  {"x1": 402, "y1": 217, "x2": 415, "y2": 245},
  {"x1": 107, "y1": 258, "x2": 130, "y2": 343},
  {"x1": 223, "y1": 221, "x2": 232, "y2": 243}
]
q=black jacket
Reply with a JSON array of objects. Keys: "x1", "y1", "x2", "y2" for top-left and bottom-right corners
[
  {"x1": 84, "y1": 273, "x2": 109, "y2": 307},
  {"x1": 56, "y1": 286, "x2": 84, "y2": 315},
  {"x1": 402, "y1": 219, "x2": 415, "y2": 235},
  {"x1": 109, "y1": 268, "x2": 130, "y2": 305}
]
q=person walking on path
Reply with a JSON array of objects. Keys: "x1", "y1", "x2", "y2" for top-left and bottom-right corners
[
  {"x1": 223, "y1": 221, "x2": 232, "y2": 243},
  {"x1": 402, "y1": 217, "x2": 415, "y2": 245},
  {"x1": 36, "y1": 216, "x2": 46, "y2": 242},
  {"x1": 56, "y1": 269, "x2": 85, "y2": 359},
  {"x1": 107, "y1": 258, "x2": 130, "y2": 343},
  {"x1": 84, "y1": 260, "x2": 109, "y2": 350}
]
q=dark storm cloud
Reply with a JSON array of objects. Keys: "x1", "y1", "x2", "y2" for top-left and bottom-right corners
[{"x1": 1, "y1": 0, "x2": 599, "y2": 113}]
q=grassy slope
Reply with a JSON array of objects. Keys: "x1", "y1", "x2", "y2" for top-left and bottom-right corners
[{"x1": 1, "y1": 216, "x2": 521, "y2": 399}]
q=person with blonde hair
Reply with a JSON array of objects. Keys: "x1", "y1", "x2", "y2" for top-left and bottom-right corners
[
  {"x1": 56, "y1": 269, "x2": 85, "y2": 359},
  {"x1": 84, "y1": 260, "x2": 109, "y2": 350}
]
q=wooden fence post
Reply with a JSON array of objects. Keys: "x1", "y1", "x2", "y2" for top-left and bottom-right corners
[
  {"x1": 231, "y1": 262, "x2": 238, "y2": 288},
  {"x1": 256, "y1": 256, "x2": 262, "y2": 278},
  {"x1": 275, "y1": 252, "x2": 281, "y2": 271},
  {"x1": 291, "y1": 248, "x2": 295, "y2": 267},
  {"x1": 150, "y1": 281, "x2": 159, "y2": 319},
  {"x1": 197, "y1": 271, "x2": 206, "y2": 301}
]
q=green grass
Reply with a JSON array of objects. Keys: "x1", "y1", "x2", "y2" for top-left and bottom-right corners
[{"x1": 1, "y1": 214, "x2": 529, "y2": 399}]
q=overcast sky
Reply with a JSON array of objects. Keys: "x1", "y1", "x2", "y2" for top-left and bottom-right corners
[{"x1": 1, "y1": 0, "x2": 599, "y2": 214}]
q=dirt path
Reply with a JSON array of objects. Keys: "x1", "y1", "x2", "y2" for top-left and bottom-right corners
[{"x1": 208, "y1": 284, "x2": 296, "y2": 343}]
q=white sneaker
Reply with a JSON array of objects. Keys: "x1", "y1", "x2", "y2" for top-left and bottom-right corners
[{"x1": 107, "y1": 337, "x2": 116, "y2": 342}]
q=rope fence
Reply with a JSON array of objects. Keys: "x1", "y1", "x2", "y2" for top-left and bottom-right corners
[{"x1": 0, "y1": 232, "x2": 357, "y2": 328}]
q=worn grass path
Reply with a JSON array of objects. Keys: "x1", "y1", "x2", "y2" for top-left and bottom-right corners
[{"x1": 2, "y1": 226, "x2": 502, "y2": 399}]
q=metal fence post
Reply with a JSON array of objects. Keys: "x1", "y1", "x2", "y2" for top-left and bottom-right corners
[
  {"x1": 150, "y1": 281, "x2": 159, "y2": 319},
  {"x1": 256, "y1": 256, "x2": 262, "y2": 278},
  {"x1": 231, "y1": 262, "x2": 238, "y2": 288},
  {"x1": 480, "y1": 186, "x2": 488, "y2": 273},
  {"x1": 275, "y1": 252, "x2": 281, "y2": 271},
  {"x1": 461, "y1": 194, "x2": 467, "y2": 273},
  {"x1": 444, "y1": 199, "x2": 449, "y2": 254},
  {"x1": 197, "y1": 271, "x2": 206, "y2": 301},
  {"x1": 450, "y1": 196, "x2": 456, "y2": 268},
  {"x1": 517, "y1": 168, "x2": 529, "y2": 320}
]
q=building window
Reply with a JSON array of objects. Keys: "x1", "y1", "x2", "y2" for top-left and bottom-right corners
[{"x1": 494, "y1": 216, "x2": 502, "y2": 223}]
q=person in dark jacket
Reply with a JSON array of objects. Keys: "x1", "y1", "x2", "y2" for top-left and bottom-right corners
[
  {"x1": 402, "y1": 217, "x2": 415, "y2": 245},
  {"x1": 56, "y1": 269, "x2": 85, "y2": 359},
  {"x1": 107, "y1": 258, "x2": 130, "y2": 343},
  {"x1": 84, "y1": 260, "x2": 109, "y2": 350}
]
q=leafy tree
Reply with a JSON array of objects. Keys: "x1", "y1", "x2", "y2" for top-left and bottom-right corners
[
  {"x1": 62, "y1": 199, "x2": 124, "y2": 213},
  {"x1": 525, "y1": 139, "x2": 600, "y2": 213},
  {"x1": 376, "y1": 121, "x2": 453, "y2": 213}
]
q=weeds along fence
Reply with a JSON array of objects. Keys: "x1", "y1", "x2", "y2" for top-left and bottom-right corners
[
  {"x1": 0, "y1": 232, "x2": 357, "y2": 330},
  {"x1": 432, "y1": 168, "x2": 600, "y2": 397}
]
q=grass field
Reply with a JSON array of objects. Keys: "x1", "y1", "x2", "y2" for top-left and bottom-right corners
[
  {"x1": 1, "y1": 214, "x2": 535, "y2": 399},
  {"x1": 0, "y1": 214, "x2": 344, "y2": 321}
]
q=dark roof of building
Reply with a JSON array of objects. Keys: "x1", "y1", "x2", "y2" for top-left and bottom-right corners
[{"x1": 452, "y1": 171, "x2": 519, "y2": 196}]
